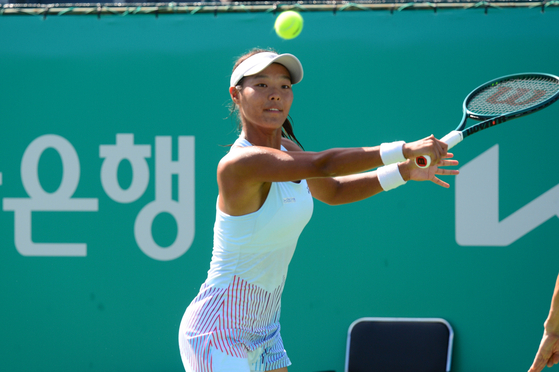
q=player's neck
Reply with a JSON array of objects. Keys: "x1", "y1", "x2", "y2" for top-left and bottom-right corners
[{"x1": 241, "y1": 128, "x2": 282, "y2": 149}]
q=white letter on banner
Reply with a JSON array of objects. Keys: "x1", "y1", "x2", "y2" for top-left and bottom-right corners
[
  {"x1": 456, "y1": 144, "x2": 559, "y2": 246},
  {"x1": 100, "y1": 134, "x2": 151, "y2": 203},
  {"x1": 2, "y1": 135, "x2": 98, "y2": 256},
  {"x1": 134, "y1": 136, "x2": 195, "y2": 261}
]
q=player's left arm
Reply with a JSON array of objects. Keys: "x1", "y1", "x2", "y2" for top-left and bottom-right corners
[{"x1": 307, "y1": 172, "x2": 383, "y2": 205}]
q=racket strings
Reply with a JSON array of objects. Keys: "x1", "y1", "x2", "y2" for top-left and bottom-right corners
[{"x1": 467, "y1": 76, "x2": 559, "y2": 116}]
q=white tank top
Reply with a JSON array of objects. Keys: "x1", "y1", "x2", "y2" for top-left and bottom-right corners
[{"x1": 206, "y1": 137, "x2": 314, "y2": 292}]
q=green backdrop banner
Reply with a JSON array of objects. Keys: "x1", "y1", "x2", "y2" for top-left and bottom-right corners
[{"x1": 1, "y1": 6, "x2": 559, "y2": 372}]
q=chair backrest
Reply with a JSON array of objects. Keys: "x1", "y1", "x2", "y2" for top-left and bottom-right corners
[{"x1": 345, "y1": 317, "x2": 454, "y2": 372}]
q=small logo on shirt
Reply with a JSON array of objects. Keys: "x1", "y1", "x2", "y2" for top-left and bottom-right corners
[{"x1": 283, "y1": 197, "x2": 296, "y2": 204}]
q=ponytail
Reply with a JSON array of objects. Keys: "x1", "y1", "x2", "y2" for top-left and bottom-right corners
[{"x1": 281, "y1": 116, "x2": 304, "y2": 150}]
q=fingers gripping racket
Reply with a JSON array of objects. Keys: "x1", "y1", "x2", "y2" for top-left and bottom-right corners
[{"x1": 416, "y1": 73, "x2": 559, "y2": 168}]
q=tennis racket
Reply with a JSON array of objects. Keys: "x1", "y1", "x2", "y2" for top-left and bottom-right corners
[{"x1": 416, "y1": 73, "x2": 559, "y2": 168}]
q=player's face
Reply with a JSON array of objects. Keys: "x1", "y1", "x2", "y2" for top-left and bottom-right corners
[{"x1": 234, "y1": 63, "x2": 293, "y2": 132}]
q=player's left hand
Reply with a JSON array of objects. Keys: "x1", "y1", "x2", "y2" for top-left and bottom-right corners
[{"x1": 406, "y1": 153, "x2": 459, "y2": 188}]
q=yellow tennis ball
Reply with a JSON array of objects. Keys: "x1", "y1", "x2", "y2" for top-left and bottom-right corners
[{"x1": 274, "y1": 11, "x2": 303, "y2": 40}]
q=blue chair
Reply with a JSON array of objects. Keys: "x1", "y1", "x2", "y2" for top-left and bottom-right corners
[{"x1": 345, "y1": 317, "x2": 454, "y2": 372}]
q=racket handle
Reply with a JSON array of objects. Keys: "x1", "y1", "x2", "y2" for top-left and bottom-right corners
[
  {"x1": 440, "y1": 131, "x2": 463, "y2": 150},
  {"x1": 415, "y1": 131, "x2": 463, "y2": 168}
]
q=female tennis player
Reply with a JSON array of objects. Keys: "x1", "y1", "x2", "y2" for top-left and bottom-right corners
[{"x1": 178, "y1": 48, "x2": 459, "y2": 372}]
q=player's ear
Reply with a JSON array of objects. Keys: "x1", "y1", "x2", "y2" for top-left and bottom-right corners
[{"x1": 229, "y1": 86, "x2": 241, "y2": 103}]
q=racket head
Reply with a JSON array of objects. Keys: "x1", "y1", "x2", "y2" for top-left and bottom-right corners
[{"x1": 461, "y1": 73, "x2": 559, "y2": 126}]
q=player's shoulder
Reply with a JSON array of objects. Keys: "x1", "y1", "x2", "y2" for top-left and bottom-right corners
[{"x1": 218, "y1": 142, "x2": 269, "y2": 170}]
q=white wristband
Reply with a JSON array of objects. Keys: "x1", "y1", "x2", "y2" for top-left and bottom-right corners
[
  {"x1": 377, "y1": 163, "x2": 407, "y2": 191},
  {"x1": 380, "y1": 141, "x2": 406, "y2": 165}
]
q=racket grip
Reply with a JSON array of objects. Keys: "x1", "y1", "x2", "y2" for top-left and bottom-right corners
[
  {"x1": 440, "y1": 130, "x2": 463, "y2": 150},
  {"x1": 414, "y1": 131, "x2": 463, "y2": 168}
]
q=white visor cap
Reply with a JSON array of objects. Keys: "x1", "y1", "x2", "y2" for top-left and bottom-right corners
[{"x1": 230, "y1": 52, "x2": 303, "y2": 87}]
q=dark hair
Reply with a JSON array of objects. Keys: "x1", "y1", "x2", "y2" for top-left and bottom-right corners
[{"x1": 229, "y1": 48, "x2": 304, "y2": 150}]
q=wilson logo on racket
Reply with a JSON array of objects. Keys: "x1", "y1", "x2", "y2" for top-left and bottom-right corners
[
  {"x1": 472, "y1": 116, "x2": 506, "y2": 133},
  {"x1": 486, "y1": 86, "x2": 547, "y2": 107}
]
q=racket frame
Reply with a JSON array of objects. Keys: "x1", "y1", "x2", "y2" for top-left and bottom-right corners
[
  {"x1": 416, "y1": 72, "x2": 559, "y2": 165},
  {"x1": 460, "y1": 72, "x2": 559, "y2": 140}
]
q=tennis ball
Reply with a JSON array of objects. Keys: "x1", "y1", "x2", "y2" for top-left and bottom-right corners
[{"x1": 274, "y1": 11, "x2": 303, "y2": 40}]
